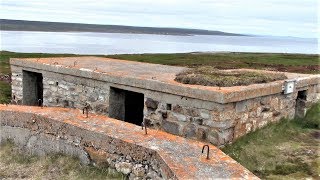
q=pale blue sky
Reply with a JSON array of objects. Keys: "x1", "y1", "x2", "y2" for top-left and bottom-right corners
[{"x1": 0, "y1": 0, "x2": 318, "y2": 38}]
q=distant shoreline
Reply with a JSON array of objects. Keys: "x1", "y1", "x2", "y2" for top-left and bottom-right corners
[{"x1": 0, "y1": 19, "x2": 246, "y2": 36}]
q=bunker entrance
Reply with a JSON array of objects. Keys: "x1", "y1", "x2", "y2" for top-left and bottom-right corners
[
  {"x1": 295, "y1": 90, "x2": 307, "y2": 118},
  {"x1": 109, "y1": 87, "x2": 144, "y2": 125},
  {"x1": 22, "y1": 70, "x2": 43, "y2": 106}
]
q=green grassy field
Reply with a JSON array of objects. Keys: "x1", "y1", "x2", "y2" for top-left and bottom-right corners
[
  {"x1": 0, "y1": 51, "x2": 319, "y2": 179},
  {"x1": 107, "y1": 53, "x2": 320, "y2": 74},
  {"x1": 1, "y1": 51, "x2": 319, "y2": 75}
]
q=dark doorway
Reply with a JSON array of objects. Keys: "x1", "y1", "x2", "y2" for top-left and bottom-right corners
[
  {"x1": 23, "y1": 70, "x2": 43, "y2": 106},
  {"x1": 295, "y1": 90, "x2": 307, "y2": 118},
  {"x1": 109, "y1": 87, "x2": 144, "y2": 125}
]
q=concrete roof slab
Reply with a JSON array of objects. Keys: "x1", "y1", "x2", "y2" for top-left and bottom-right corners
[{"x1": 10, "y1": 57, "x2": 320, "y2": 103}]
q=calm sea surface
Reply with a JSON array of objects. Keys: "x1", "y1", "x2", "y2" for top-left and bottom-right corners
[{"x1": 0, "y1": 31, "x2": 318, "y2": 54}]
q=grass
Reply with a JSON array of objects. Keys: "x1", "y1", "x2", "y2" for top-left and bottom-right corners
[
  {"x1": 222, "y1": 103, "x2": 320, "y2": 179},
  {"x1": 175, "y1": 66, "x2": 287, "y2": 87},
  {"x1": 1, "y1": 51, "x2": 319, "y2": 75},
  {"x1": 0, "y1": 81, "x2": 11, "y2": 104},
  {"x1": 0, "y1": 140, "x2": 125, "y2": 179}
]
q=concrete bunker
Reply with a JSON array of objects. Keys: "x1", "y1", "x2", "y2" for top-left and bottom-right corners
[
  {"x1": 22, "y1": 70, "x2": 43, "y2": 106},
  {"x1": 10, "y1": 57, "x2": 320, "y2": 146},
  {"x1": 109, "y1": 87, "x2": 144, "y2": 125}
]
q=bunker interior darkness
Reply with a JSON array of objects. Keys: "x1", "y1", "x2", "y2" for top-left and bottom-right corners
[
  {"x1": 10, "y1": 57, "x2": 320, "y2": 146},
  {"x1": 22, "y1": 70, "x2": 43, "y2": 106},
  {"x1": 109, "y1": 87, "x2": 144, "y2": 125}
]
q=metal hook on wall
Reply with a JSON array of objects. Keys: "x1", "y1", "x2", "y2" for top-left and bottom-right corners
[
  {"x1": 38, "y1": 99, "x2": 43, "y2": 108},
  {"x1": 202, "y1": 145, "x2": 210, "y2": 160},
  {"x1": 74, "y1": 60, "x2": 78, "y2": 67},
  {"x1": 83, "y1": 106, "x2": 89, "y2": 118},
  {"x1": 141, "y1": 121, "x2": 147, "y2": 135}
]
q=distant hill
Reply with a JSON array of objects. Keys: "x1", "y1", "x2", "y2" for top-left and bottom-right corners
[{"x1": 0, "y1": 19, "x2": 245, "y2": 36}]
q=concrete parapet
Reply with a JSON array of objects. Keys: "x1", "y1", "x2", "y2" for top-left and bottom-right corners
[{"x1": 0, "y1": 105, "x2": 258, "y2": 179}]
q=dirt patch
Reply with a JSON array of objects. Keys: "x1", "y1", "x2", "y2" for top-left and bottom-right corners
[
  {"x1": 175, "y1": 66, "x2": 287, "y2": 87},
  {"x1": 311, "y1": 131, "x2": 320, "y2": 139}
]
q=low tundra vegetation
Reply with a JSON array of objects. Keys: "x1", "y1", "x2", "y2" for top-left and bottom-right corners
[
  {"x1": 0, "y1": 140, "x2": 125, "y2": 180},
  {"x1": 175, "y1": 66, "x2": 287, "y2": 87}
]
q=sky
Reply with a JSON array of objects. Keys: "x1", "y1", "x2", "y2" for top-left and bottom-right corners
[{"x1": 0, "y1": 0, "x2": 318, "y2": 38}]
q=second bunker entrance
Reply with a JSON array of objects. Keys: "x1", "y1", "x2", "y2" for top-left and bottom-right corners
[
  {"x1": 22, "y1": 70, "x2": 43, "y2": 106},
  {"x1": 109, "y1": 87, "x2": 144, "y2": 125}
]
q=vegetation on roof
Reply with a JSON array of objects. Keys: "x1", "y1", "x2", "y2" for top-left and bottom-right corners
[{"x1": 174, "y1": 66, "x2": 287, "y2": 87}]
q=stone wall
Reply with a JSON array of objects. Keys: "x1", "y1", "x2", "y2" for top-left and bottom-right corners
[
  {"x1": 42, "y1": 76, "x2": 109, "y2": 114},
  {"x1": 0, "y1": 111, "x2": 169, "y2": 179},
  {"x1": 11, "y1": 65, "x2": 320, "y2": 146},
  {"x1": 11, "y1": 66, "x2": 110, "y2": 115},
  {"x1": 144, "y1": 84, "x2": 320, "y2": 146}
]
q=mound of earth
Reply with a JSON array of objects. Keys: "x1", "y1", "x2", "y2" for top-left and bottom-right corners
[{"x1": 175, "y1": 66, "x2": 287, "y2": 87}]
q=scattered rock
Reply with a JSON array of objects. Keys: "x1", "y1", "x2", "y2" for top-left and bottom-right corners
[{"x1": 115, "y1": 162, "x2": 133, "y2": 175}]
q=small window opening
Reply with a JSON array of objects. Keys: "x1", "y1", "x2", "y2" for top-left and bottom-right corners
[
  {"x1": 297, "y1": 90, "x2": 307, "y2": 100},
  {"x1": 166, "y1": 104, "x2": 172, "y2": 110}
]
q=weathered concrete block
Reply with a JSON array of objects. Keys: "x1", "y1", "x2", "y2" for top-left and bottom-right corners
[
  {"x1": 196, "y1": 126, "x2": 208, "y2": 140},
  {"x1": 183, "y1": 124, "x2": 197, "y2": 138},
  {"x1": 185, "y1": 108, "x2": 200, "y2": 117},
  {"x1": 217, "y1": 128, "x2": 234, "y2": 145},
  {"x1": 236, "y1": 100, "x2": 248, "y2": 113},
  {"x1": 145, "y1": 98, "x2": 159, "y2": 110},
  {"x1": 171, "y1": 112, "x2": 187, "y2": 122},
  {"x1": 172, "y1": 104, "x2": 184, "y2": 114},
  {"x1": 162, "y1": 120, "x2": 181, "y2": 135},
  {"x1": 203, "y1": 119, "x2": 235, "y2": 130},
  {"x1": 191, "y1": 117, "x2": 203, "y2": 125},
  {"x1": 199, "y1": 109, "x2": 210, "y2": 119},
  {"x1": 207, "y1": 129, "x2": 219, "y2": 145}
]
